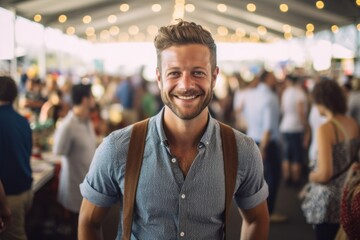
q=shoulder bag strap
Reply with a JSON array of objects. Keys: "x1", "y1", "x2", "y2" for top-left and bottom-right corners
[
  {"x1": 331, "y1": 118, "x2": 350, "y2": 142},
  {"x1": 327, "y1": 118, "x2": 354, "y2": 183},
  {"x1": 219, "y1": 121, "x2": 238, "y2": 239},
  {"x1": 122, "y1": 118, "x2": 149, "y2": 240}
]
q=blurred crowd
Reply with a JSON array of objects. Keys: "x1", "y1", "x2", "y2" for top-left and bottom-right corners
[{"x1": 1, "y1": 65, "x2": 360, "y2": 239}]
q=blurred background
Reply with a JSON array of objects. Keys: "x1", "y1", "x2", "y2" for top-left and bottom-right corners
[{"x1": 0, "y1": 0, "x2": 360, "y2": 239}]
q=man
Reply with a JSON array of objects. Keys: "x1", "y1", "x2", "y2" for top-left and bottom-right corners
[
  {"x1": 243, "y1": 70, "x2": 286, "y2": 222},
  {"x1": 79, "y1": 20, "x2": 269, "y2": 240},
  {"x1": 0, "y1": 76, "x2": 33, "y2": 240},
  {"x1": 279, "y1": 74, "x2": 308, "y2": 187},
  {"x1": 53, "y1": 83, "x2": 97, "y2": 238}
]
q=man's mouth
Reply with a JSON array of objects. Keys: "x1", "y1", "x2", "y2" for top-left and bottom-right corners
[{"x1": 177, "y1": 95, "x2": 197, "y2": 100}]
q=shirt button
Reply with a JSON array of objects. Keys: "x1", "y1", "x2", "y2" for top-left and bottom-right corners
[
  {"x1": 171, "y1": 158, "x2": 176, "y2": 163},
  {"x1": 180, "y1": 232, "x2": 185, "y2": 237},
  {"x1": 181, "y1": 194, "x2": 186, "y2": 199}
]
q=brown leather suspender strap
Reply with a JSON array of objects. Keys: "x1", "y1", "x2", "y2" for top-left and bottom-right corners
[
  {"x1": 122, "y1": 118, "x2": 149, "y2": 240},
  {"x1": 122, "y1": 120, "x2": 238, "y2": 239},
  {"x1": 219, "y1": 122, "x2": 238, "y2": 239}
]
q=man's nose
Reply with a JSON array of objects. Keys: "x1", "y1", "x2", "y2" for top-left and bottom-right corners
[{"x1": 178, "y1": 72, "x2": 194, "y2": 90}]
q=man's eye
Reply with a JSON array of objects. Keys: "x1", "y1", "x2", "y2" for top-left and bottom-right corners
[
  {"x1": 193, "y1": 71, "x2": 206, "y2": 77},
  {"x1": 168, "y1": 72, "x2": 180, "y2": 77}
]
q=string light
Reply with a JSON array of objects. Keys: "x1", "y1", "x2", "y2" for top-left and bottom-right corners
[
  {"x1": 85, "y1": 27, "x2": 95, "y2": 36},
  {"x1": 152, "y1": 4, "x2": 162, "y2": 12},
  {"x1": 279, "y1": 4, "x2": 288, "y2": 12},
  {"x1": 316, "y1": 1, "x2": 324, "y2": 9},
  {"x1": 66, "y1": 26, "x2": 75, "y2": 35},
  {"x1": 185, "y1": 4, "x2": 195, "y2": 12},
  {"x1": 109, "y1": 26, "x2": 120, "y2": 35},
  {"x1": 306, "y1": 23, "x2": 315, "y2": 32},
  {"x1": 83, "y1": 15, "x2": 91, "y2": 24},
  {"x1": 217, "y1": 26, "x2": 228, "y2": 36},
  {"x1": 247, "y1": 3, "x2": 256, "y2": 12},
  {"x1": 128, "y1": 25, "x2": 139, "y2": 35},
  {"x1": 58, "y1": 15, "x2": 67, "y2": 23},
  {"x1": 257, "y1": 26, "x2": 267, "y2": 35},
  {"x1": 217, "y1": 4, "x2": 227, "y2": 12},
  {"x1": 33, "y1": 14, "x2": 42, "y2": 22},
  {"x1": 120, "y1": 4, "x2": 130, "y2": 12},
  {"x1": 331, "y1": 25, "x2": 339, "y2": 33},
  {"x1": 108, "y1": 15, "x2": 117, "y2": 23}
]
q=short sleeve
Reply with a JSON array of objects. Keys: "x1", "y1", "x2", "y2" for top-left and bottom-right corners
[
  {"x1": 80, "y1": 133, "x2": 122, "y2": 207},
  {"x1": 53, "y1": 122, "x2": 72, "y2": 156},
  {"x1": 234, "y1": 134, "x2": 268, "y2": 209}
]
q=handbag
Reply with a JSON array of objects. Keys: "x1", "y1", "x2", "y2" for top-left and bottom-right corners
[{"x1": 301, "y1": 181, "x2": 339, "y2": 224}]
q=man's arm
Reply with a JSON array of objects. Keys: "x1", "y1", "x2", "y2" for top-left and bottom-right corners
[
  {"x1": 0, "y1": 180, "x2": 11, "y2": 233},
  {"x1": 259, "y1": 130, "x2": 270, "y2": 159},
  {"x1": 78, "y1": 198, "x2": 111, "y2": 240},
  {"x1": 238, "y1": 200, "x2": 269, "y2": 240}
]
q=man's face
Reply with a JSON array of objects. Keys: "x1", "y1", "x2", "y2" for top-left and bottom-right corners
[
  {"x1": 83, "y1": 93, "x2": 96, "y2": 111},
  {"x1": 266, "y1": 72, "x2": 277, "y2": 90},
  {"x1": 156, "y1": 44, "x2": 218, "y2": 120}
]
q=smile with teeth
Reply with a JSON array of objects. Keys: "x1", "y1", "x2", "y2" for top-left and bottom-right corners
[{"x1": 177, "y1": 95, "x2": 197, "y2": 100}]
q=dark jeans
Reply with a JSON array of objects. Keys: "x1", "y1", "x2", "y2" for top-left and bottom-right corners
[
  {"x1": 313, "y1": 223, "x2": 339, "y2": 240},
  {"x1": 282, "y1": 132, "x2": 305, "y2": 164},
  {"x1": 256, "y1": 141, "x2": 282, "y2": 215}
]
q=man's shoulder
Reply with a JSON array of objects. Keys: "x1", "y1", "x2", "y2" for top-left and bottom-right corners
[{"x1": 217, "y1": 122, "x2": 256, "y2": 149}]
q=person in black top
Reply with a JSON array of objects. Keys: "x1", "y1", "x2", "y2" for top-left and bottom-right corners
[{"x1": 0, "y1": 76, "x2": 33, "y2": 240}]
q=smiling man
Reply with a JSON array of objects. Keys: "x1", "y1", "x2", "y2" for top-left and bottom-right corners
[{"x1": 78, "y1": 20, "x2": 269, "y2": 240}]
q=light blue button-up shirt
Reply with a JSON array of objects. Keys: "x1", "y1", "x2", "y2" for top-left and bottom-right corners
[
  {"x1": 80, "y1": 108, "x2": 268, "y2": 240},
  {"x1": 243, "y1": 83, "x2": 281, "y2": 142}
]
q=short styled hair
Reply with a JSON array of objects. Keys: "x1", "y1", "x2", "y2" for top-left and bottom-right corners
[
  {"x1": 0, "y1": 76, "x2": 18, "y2": 103},
  {"x1": 154, "y1": 19, "x2": 217, "y2": 71},
  {"x1": 71, "y1": 83, "x2": 92, "y2": 106},
  {"x1": 312, "y1": 80, "x2": 347, "y2": 115},
  {"x1": 285, "y1": 74, "x2": 299, "y2": 84}
]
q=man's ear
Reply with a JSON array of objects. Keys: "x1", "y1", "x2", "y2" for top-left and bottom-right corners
[
  {"x1": 156, "y1": 68, "x2": 162, "y2": 89},
  {"x1": 212, "y1": 66, "x2": 219, "y2": 89}
]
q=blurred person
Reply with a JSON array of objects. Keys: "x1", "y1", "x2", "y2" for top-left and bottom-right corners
[
  {"x1": 0, "y1": 76, "x2": 33, "y2": 240},
  {"x1": 307, "y1": 105, "x2": 327, "y2": 174},
  {"x1": 280, "y1": 74, "x2": 308, "y2": 187},
  {"x1": 233, "y1": 73, "x2": 256, "y2": 133},
  {"x1": 136, "y1": 80, "x2": 160, "y2": 120},
  {"x1": 243, "y1": 70, "x2": 286, "y2": 222},
  {"x1": 38, "y1": 89, "x2": 65, "y2": 125},
  {"x1": 115, "y1": 76, "x2": 138, "y2": 126},
  {"x1": 348, "y1": 77, "x2": 360, "y2": 125},
  {"x1": 232, "y1": 74, "x2": 247, "y2": 132},
  {"x1": 78, "y1": 20, "x2": 269, "y2": 240},
  {"x1": 90, "y1": 103, "x2": 109, "y2": 143},
  {"x1": 53, "y1": 83, "x2": 97, "y2": 239},
  {"x1": 306, "y1": 77, "x2": 327, "y2": 173},
  {"x1": 19, "y1": 78, "x2": 46, "y2": 117},
  {"x1": 301, "y1": 80, "x2": 360, "y2": 240}
]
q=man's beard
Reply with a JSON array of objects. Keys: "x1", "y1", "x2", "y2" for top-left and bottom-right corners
[{"x1": 161, "y1": 88, "x2": 213, "y2": 120}]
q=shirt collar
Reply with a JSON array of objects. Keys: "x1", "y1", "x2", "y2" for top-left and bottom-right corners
[
  {"x1": 0, "y1": 103, "x2": 13, "y2": 109},
  {"x1": 154, "y1": 107, "x2": 216, "y2": 149},
  {"x1": 68, "y1": 110, "x2": 89, "y2": 124}
]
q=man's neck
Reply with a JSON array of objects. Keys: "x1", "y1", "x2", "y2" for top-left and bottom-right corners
[
  {"x1": 163, "y1": 108, "x2": 208, "y2": 149},
  {"x1": 72, "y1": 105, "x2": 89, "y2": 121}
]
